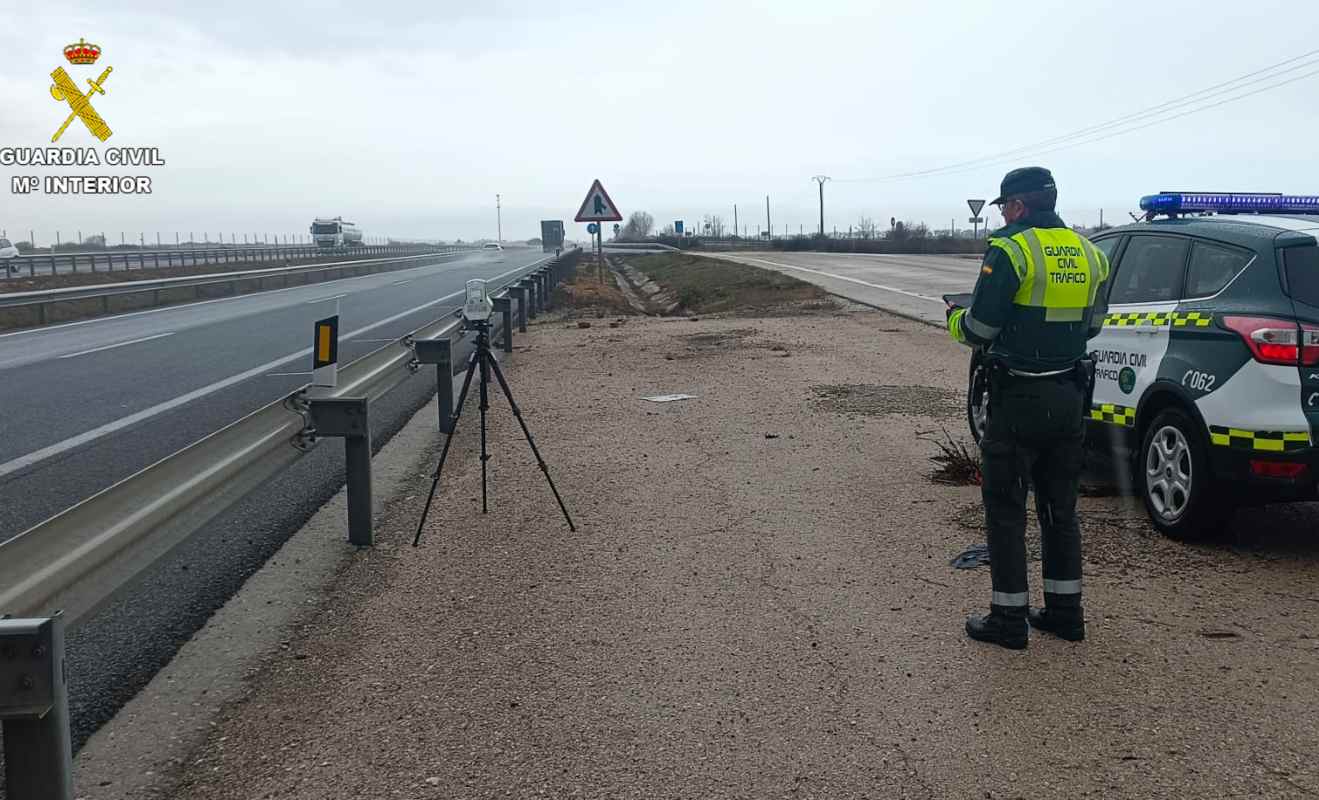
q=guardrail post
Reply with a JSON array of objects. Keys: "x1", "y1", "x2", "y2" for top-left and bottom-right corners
[
  {"x1": 308, "y1": 397, "x2": 374, "y2": 547},
  {"x1": 509, "y1": 285, "x2": 528, "y2": 332},
  {"x1": 535, "y1": 272, "x2": 548, "y2": 313},
  {"x1": 415, "y1": 337, "x2": 456, "y2": 433},
  {"x1": 544, "y1": 270, "x2": 557, "y2": 309},
  {"x1": 494, "y1": 296, "x2": 513, "y2": 352},
  {"x1": 0, "y1": 614, "x2": 74, "y2": 800},
  {"x1": 523, "y1": 278, "x2": 538, "y2": 319}
]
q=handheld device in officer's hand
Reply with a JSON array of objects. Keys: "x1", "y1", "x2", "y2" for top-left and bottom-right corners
[{"x1": 943, "y1": 292, "x2": 973, "y2": 322}]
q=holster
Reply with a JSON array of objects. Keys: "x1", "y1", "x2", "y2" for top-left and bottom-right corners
[{"x1": 1075, "y1": 357, "x2": 1096, "y2": 414}]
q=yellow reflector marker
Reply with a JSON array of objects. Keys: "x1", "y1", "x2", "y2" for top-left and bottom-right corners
[{"x1": 312, "y1": 314, "x2": 339, "y2": 387}]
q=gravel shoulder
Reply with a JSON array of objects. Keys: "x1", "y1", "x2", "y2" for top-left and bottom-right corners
[{"x1": 161, "y1": 303, "x2": 1319, "y2": 799}]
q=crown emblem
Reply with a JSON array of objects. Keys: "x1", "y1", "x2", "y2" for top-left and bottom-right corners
[{"x1": 63, "y1": 38, "x2": 101, "y2": 65}]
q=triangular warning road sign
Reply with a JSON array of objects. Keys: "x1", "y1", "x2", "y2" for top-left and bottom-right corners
[
  {"x1": 967, "y1": 198, "x2": 986, "y2": 217},
  {"x1": 574, "y1": 179, "x2": 623, "y2": 222}
]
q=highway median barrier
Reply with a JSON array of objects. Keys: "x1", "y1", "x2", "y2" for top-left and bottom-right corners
[{"x1": 0, "y1": 248, "x2": 481, "y2": 331}]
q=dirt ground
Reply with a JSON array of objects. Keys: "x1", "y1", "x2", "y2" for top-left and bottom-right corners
[{"x1": 160, "y1": 301, "x2": 1319, "y2": 799}]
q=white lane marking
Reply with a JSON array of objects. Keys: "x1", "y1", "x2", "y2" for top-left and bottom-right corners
[
  {"x1": 56, "y1": 332, "x2": 175, "y2": 359},
  {"x1": 393, "y1": 279, "x2": 413, "y2": 286},
  {"x1": 266, "y1": 371, "x2": 312, "y2": 377},
  {"x1": 0, "y1": 260, "x2": 543, "y2": 480},
  {"x1": 304, "y1": 293, "x2": 348, "y2": 305},
  {"x1": 735, "y1": 256, "x2": 944, "y2": 304}
]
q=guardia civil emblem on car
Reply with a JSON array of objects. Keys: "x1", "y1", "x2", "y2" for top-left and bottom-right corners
[{"x1": 1118, "y1": 367, "x2": 1136, "y2": 394}]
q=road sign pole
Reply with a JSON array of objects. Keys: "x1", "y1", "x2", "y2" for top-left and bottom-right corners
[{"x1": 966, "y1": 199, "x2": 987, "y2": 241}]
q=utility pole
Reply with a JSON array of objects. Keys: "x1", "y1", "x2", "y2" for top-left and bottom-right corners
[
  {"x1": 765, "y1": 195, "x2": 771, "y2": 241},
  {"x1": 496, "y1": 193, "x2": 502, "y2": 244},
  {"x1": 812, "y1": 175, "x2": 830, "y2": 237},
  {"x1": 733, "y1": 204, "x2": 738, "y2": 240}
]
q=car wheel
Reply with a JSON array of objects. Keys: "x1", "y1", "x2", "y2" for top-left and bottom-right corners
[
  {"x1": 966, "y1": 351, "x2": 989, "y2": 444},
  {"x1": 1138, "y1": 407, "x2": 1233, "y2": 540}
]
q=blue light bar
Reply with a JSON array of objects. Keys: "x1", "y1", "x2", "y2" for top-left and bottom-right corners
[{"x1": 1140, "y1": 192, "x2": 1319, "y2": 215}]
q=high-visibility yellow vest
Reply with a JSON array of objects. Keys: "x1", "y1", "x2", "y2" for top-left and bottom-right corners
[{"x1": 988, "y1": 228, "x2": 1110, "y2": 322}]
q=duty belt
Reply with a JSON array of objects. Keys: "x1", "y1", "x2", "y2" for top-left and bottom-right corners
[{"x1": 1007, "y1": 367, "x2": 1072, "y2": 378}]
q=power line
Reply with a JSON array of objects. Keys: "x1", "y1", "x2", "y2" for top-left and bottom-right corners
[
  {"x1": 837, "y1": 47, "x2": 1319, "y2": 184},
  {"x1": 927, "y1": 64, "x2": 1319, "y2": 180}
]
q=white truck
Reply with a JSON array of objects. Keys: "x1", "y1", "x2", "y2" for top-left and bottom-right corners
[
  {"x1": 0, "y1": 237, "x2": 18, "y2": 274},
  {"x1": 310, "y1": 217, "x2": 364, "y2": 248}
]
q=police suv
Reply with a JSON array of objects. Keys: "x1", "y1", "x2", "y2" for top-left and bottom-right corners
[{"x1": 966, "y1": 192, "x2": 1319, "y2": 540}]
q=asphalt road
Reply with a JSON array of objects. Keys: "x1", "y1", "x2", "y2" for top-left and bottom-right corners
[
  {"x1": 699, "y1": 250, "x2": 980, "y2": 325},
  {"x1": 0, "y1": 246, "x2": 554, "y2": 748},
  {"x1": 0, "y1": 247, "x2": 547, "y2": 537}
]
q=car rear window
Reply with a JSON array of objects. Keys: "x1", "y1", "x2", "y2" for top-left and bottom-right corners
[{"x1": 1284, "y1": 245, "x2": 1319, "y2": 307}]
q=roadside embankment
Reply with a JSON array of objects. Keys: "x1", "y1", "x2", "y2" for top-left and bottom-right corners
[{"x1": 556, "y1": 251, "x2": 833, "y2": 319}]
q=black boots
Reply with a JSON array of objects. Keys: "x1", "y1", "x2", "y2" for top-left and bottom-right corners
[
  {"x1": 967, "y1": 607, "x2": 1086, "y2": 648},
  {"x1": 965, "y1": 611, "x2": 1028, "y2": 650},
  {"x1": 1028, "y1": 607, "x2": 1086, "y2": 641}
]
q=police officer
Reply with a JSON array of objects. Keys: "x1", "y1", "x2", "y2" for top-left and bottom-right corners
[{"x1": 947, "y1": 167, "x2": 1110, "y2": 649}]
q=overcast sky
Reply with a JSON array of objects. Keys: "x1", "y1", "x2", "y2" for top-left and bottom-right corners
[{"x1": 4, "y1": 0, "x2": 1319, "y2": 244}]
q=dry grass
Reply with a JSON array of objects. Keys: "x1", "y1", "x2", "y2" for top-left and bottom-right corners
[
  {"x1": 919, "y1": 427, "x2": 982, "y2": 486},
  {"x1": 552, "y1": 259, "x2": 635, "y2": 318},
  {"x1": 618, "y1": 252, "x2": 829, "y2": 315}
]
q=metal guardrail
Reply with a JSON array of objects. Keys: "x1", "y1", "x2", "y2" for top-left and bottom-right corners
[
  {"x1": 0, "y1": 246, "x2": 580, "y2": 627},
  {"x1": 0, "y1": 249, "x2": 480, "y2": 327},
  {"x1": 0, "y1": 243, "x2": 467, "y2": 281}
]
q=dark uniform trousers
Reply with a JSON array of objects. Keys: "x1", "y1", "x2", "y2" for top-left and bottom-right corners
[{"x1": 981, "y1": 369, "x2": 1085, "y2": 618}]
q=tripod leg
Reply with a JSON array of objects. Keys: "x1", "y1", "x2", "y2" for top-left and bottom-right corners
[
  {"x1": 479, "y1": 343, "x2": 490, "y2": 514},
  {"x1": 486, "y1": 352, "x2": 577, "y2": 532},
  {"x1": 413, "y1": 351, "x2": 480, "y2": 546}
]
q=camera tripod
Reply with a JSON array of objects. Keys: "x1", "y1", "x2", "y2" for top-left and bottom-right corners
[{"x1": 413, "y1": 319, "x2": 576, "y2": 546}]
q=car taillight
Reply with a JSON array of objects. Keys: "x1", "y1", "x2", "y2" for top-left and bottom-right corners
[
  {"x1": 1302, "y1": 323, "x2": 1319, "y2": 366},
  {"x1": 1250, "y1": 460, "x2": 1310, "y2": 479},
  {"x1": 1222, "y1": 316, "x2": 1302, "y2": 366}
]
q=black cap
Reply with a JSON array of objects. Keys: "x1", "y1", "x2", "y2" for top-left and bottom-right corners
[{"x1": 990, "y1": 167, "x2": 1056, "y2": 205}]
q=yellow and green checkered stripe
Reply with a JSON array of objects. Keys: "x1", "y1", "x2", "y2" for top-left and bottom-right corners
[
  {"x1": 1090, "y1": 403, "x2": 1136, "y2": 427},
  {"x1": 1102, "y1": 311, "x2": 1214, "y2": 329},
  {"x1": 1208, "y1": 426, "x2": 1311, "y2": 453}
]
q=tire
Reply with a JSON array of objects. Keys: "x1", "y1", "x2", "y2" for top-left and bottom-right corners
[
  {"x1": 966, "y1": 350, "x2": 990, "y2": 444},
  {"x1": 1138, "y1": 407, "x2": 1233, "y2": 540}
]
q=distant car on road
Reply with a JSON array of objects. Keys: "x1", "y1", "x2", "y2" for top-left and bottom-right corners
[
  {"x1": 962, "y1": 192, "x2": 1319, "y2": 541},
  {"x1": 0, "y1": 238, "x2": 18, "y2": 273},
  {"x1": 482, "y1": 242, "x2": 504, "y2": 251}
]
